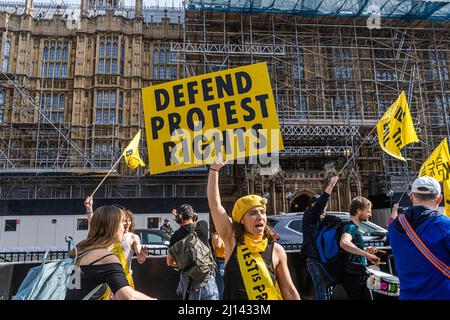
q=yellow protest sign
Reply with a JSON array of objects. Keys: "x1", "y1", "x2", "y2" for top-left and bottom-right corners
[
  {"x1": 419, "y1": 138, "x2": 450, "y2": 182},
  {"x1": 443, "y1": 180, "x2": 450, "y2": 217},
  {"x1": 376, "y1": 91, "x2": 419, "y2": 161},
  {"x1": 142, "y1": 62, "x2": 284, "y2": 174}
]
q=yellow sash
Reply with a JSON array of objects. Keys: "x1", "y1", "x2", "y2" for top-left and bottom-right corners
[
  {"x1": 100, "y1": 242, "x2": 135, "y2": 300},
  {"x1": 236, "y1": 236, "x2": 283, "y2": 300}
]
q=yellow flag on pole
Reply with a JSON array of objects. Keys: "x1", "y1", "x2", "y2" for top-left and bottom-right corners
[
  {"x1": 443, "y1": 180, "x2": 450, "y2": 217},
  {"x1": 122, "y1": 130, "x2": 146, "y2": 169},
  {"x1": 376, "y1": 91, "x2": 419, "y2": 161},
  {"x1": 418, "y1": 138, "x2": 450, "y2": 182}
]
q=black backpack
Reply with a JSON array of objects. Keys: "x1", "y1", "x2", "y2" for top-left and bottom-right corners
[
  {"x1": 314, "y1": 215, "x2": 349, "y2": 286},
  {"x1": 168, "y1": 224, "x2": 217, "y2": 283}
]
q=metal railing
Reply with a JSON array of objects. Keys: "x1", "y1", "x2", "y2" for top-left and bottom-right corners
[
  {"x1": 0, "y1": 248, "x2": 168, "y2": 263},
  {"x1": 0, "y1": 251, "x2": 67, "y2": 263},
  {"x1": 0, "y1": 243, "x2": 388, "y2": 263}
]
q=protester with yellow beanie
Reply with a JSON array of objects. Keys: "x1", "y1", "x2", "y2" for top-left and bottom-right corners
[{"x1": 207, "y1": 160, "x2": 301, "y2": 300}]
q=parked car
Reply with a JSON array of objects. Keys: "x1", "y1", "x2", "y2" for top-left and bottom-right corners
[
  {"x1": 268, "y1": 212, "x2": 394, "y2": 300},
  {"x1": 267, "y1": 211, "x2": 388, "y2": 248},
  {"x1": 134, "y1": 229, "x2": 171, "y2": 255}
]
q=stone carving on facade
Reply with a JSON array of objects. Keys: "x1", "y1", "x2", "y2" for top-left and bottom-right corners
[
  {"x1": 274, "y1": 171, "x2": 285, "y2": 193},
  {"x1": 253, "y1": 172, "x2": 263, "y2": 195}
]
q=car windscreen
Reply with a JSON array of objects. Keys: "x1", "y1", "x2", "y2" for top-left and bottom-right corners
[
  {"x1": 359, "y1": 222, "x2": 383, "y2": 236},
  {"x1": 286, "y1": 219, "x2": 302, "y2": 233},
  {"x1": 332, "y1": 217, "x2": 384, "y2": 237},
  {"x1": 267, "y1": 218, "x2": 279, "y2": 228},
  {"x1": 138, "y1": 231, "x2": 169, "y2": 245}
]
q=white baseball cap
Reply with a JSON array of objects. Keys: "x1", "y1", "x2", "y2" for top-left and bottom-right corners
[{"x1": 411, "y1": 176, "x2": 441, "y2": 195}]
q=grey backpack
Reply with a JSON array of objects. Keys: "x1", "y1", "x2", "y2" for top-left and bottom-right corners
[{"x1": 168, "y1": 224, "x2": 217, "y2": 283}]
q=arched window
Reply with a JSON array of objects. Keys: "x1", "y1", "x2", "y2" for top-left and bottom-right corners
[
  {"x1": 94, "y1": 143, "x2": 100, "y2": 159},
  {"x1": 3, "y1": 36, "x2": 11, "y2": 72},
  {"x1": 52, "y1": 96, "x2": 58, "y2": 110},
  {"x1": 56, "y1": 47, "x2": 61, "y2": 61},
  {"x1": 113, "y1": 42, "x2": 118, "y2": 57},
  {"x1": 97, "y1": 91, "x2": 103, "y2": 108},
  {"x1": 118, "y1": 92, "x2": 123, "y2": 125},
  {"x1": 62, "y1": 47, "x2": 68, "y2": 61},
  {"x1": 153, "y1": 49, "x2": 158, "y2": 65},
  {"x1": 102, "y1": 143, "x2": 107, "y2": 159},
  {"x1": 49, "y1": 47, "x2": 55, "y2": 60},
  {"x1": 105, "y1": 59, "x2": 110, "y2": 73},
  {"x1": 112, "y1": 60, "x2": 117, "y2": 74},
  {"x1": 42, "y1": 42, "x2": 69, "y2": 78},
  {"x1": 0, "y1": 90, "x2": 4, "y2": 123},
  {"x1": 99, "y1": 40, "x2": 105, "y2": 56},
  {"x1": 110, "y1": 91, "x2": 116, "y2": 107},
  {"x1": 46, "y1": 94, "x2": 51, "y2": 110},
  {"x1": 48, "y1": 63, "x2": 54, "y2": 77},
  {"x1": 120, "y1": 42, "x2": 125, "y2": 75},
  {"x1": 62, "y1": 63, "x2": 67, "y2": 77},
  {"x1": 166, "y1": 50, "x2": 170, "y2": 64},
  {"x1": 98, "y1": 36, "x2": 118, "y2": 74},
  {"x1": 59, "y1": 95, "x2": 65, "y2": 110},
  {"x1": 109, "y1": 143, "x2": 113, "y2": 159},
  {"x1": 98, "y1": 59, "x2": 104, "y2": 73},
  {"x1": 102, "y1": 109, "x2": 109, "y2": 124},
  {"x1": 152, "y1": 45, "x2": 177, "y2": 80},
  {"x1": 103, "y1": 91, "x2": 109, "y2": 108}
]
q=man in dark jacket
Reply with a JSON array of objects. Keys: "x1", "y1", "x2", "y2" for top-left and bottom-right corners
[
  {"x1": 389, "y1": 176, "x2": 450, "y2": 300},
  {"x1": 301, "y1": 176, "x2": 338, "y2": 300},
  {"x1": 160, "y1": 218, "x2": 174, "y2": 235},
  {"x1": 166, "y1": 204, "x2": 219, "y2": 300}
]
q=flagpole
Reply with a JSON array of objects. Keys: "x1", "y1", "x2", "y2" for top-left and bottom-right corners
[
  {"x1": 91, "y1": 153, "x2": 124, "y2": 197},
  {"x1": 397, "y1": 176, "x2": 415, "y2": 204},
  {"x1": 338, "y1": 126, "x2": 377, "y2": 176}
]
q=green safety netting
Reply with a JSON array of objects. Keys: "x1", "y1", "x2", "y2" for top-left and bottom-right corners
[{"x1": 187, "y1": 0, "x2": 450, "y2": 20}]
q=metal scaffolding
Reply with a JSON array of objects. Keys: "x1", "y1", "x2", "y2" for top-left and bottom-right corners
[
  {"x1": 0, "y1": 2, "x2": 449, "y2": 203},
  {"x1": 174, "y1": 9, "x2": 450, "y2": 196}
]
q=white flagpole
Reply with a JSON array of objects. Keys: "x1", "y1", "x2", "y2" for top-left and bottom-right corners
[{"x1": 91, "y1": 153, "x2": 124, "y2": 197}]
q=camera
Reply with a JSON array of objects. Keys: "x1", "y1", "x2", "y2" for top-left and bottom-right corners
[{"x1": 397, "y1": 207, "x2": 407, "y2": 214}]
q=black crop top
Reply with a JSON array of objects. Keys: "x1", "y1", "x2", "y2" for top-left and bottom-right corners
[{"x1": 65, "y1": 258, "x2": 129, "y2": 300}]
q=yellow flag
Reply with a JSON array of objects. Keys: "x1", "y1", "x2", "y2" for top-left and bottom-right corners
[
  {"x1": 122, "y1": 130, "x2": 146, "y2": 169},
  {"x1": 418, "y1": 138, "x2": 450, "y2": 182},
  {"x1": 376, "y1": 91, "x2": 419, "y2": 161},
  {"x1": 443, "y1": 180, "x2": 450, "y2": 217}
]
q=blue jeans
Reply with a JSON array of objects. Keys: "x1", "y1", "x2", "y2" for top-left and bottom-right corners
[
  {"x1": 199, "y1": 275, "x2": 219, "y2": 300},
  {"x1": 177, "y1": 272, "x2": 219, "y2": 300},
  {"x1": 306, "y1": 258, "x2": 331, "y2": 300},
  {"x1": 215, "y1": 258, "x2": 225, "y2": 299}
]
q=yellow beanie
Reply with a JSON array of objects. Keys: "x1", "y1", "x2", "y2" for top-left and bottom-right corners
[{"x1": 231, "y1": 195, "x2": 268, "y2": 223}]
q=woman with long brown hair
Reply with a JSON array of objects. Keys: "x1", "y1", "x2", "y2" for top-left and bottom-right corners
[
  {"x1": 65, "y1": 205, "x2": 155, "y2": 300},
  {"x1": 207, "y1": 161, "x2": 300, "y2": 300}
]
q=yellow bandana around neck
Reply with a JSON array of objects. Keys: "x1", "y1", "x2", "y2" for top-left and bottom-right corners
[
  {"x1": 243, "y1": 234, "x2": 268, "y2": 253},
  {"x1": 237, "y1": 236, "x2": 283, "y2": 300},
  {"x1": 100, "y1": 242, "x2": 135, "y2": 300}
]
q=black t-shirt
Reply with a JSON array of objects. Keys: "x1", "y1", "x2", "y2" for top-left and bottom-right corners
[
  {"x1": 65, "y1": 263, "x2": 129, "y2": 300},
  {"x1": 169, "y1": 220, "x2": 209, "y2": 247}
]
